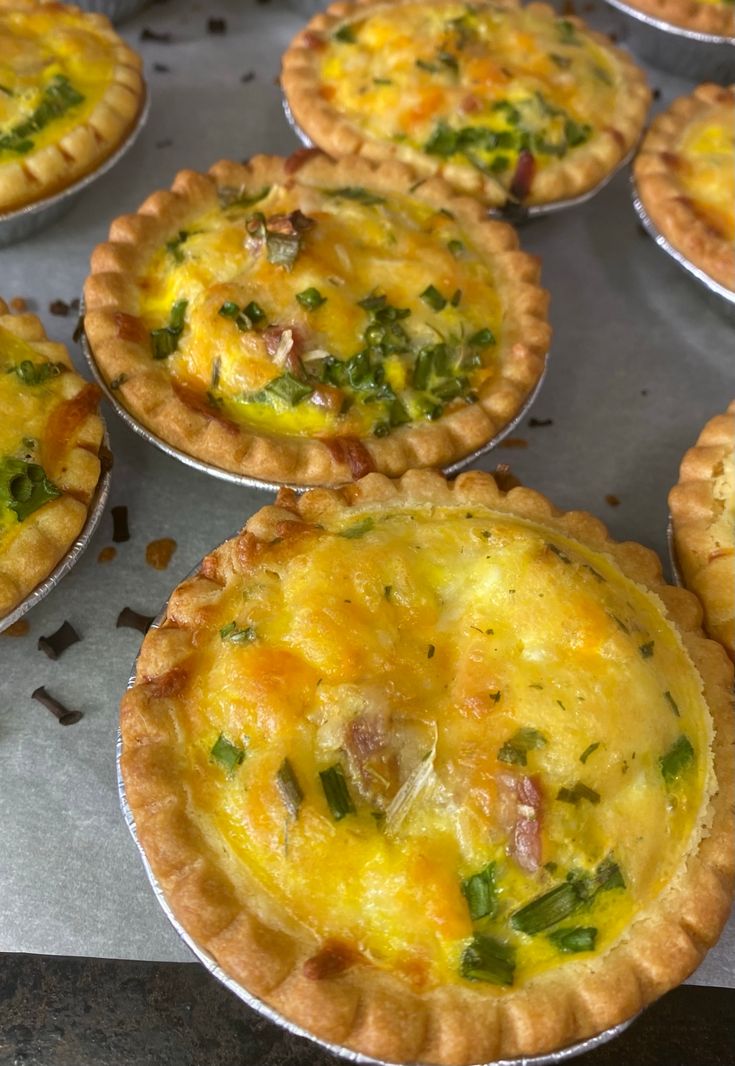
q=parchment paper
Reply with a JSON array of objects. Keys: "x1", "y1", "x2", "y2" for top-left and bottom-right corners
[{"x1": 0, "y1": 0, "x2": 732, "y2": 987}]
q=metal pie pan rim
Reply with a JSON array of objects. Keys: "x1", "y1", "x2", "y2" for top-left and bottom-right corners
[
  {"x1": 117, "y1": 555, "x2": 636, "y2": 1066},
  {"x1": 631, "y1": 178, "x2": 735, "y2": 311},
  {"x1": 0, "y1": 89, "x2": 150, "y2": 233},
  {"x1": 602, "y1": 0, "x2": 735, "y2": 44},
  {"x1": 80, "y1": 319, "x2": 550, "y2": 491},
  {"x1": 281, "y1": 96, "x2": 637, "y2": 220},
  {"x1": 0, "y1": 423, "x2": 112, "y2": 633},
  {"x1": 667, "y1": 516, "x2": 684, "y2": 588}
]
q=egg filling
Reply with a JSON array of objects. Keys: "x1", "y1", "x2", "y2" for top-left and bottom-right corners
[
  {"x1": 139, "y1": 184, "x2": 505, "y2": 439},
  {"x1": 316, "y1": 2, "x2": 626, "y2": 198},
  {"x1": 676, "y1": 106, "x2": 735, "y2": 243},
  {"x1": 178, "y1": 506, "x2": 711, "y2": 991}
]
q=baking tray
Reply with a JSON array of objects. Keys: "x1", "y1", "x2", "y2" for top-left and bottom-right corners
[
  {"x1": 0, "y1": 425, "x2": 112, "y2": 634},
  {"x1": 603, "y1": 0, "x2": 735, "y2": 80},
  {"x1": 117, "y1": 581, "x2": 635, "y2": 1066},
  {"x1": 281, "y1": 98, "x2": 639, "y2": 222},
  {"x1": 0, "y1": 91, "x2": 150, "y2": 249},
  {"x1": 631, "y1": 179, "x2": 735, "y2": 321},
  {"x1": 80, "y1": 318, "x2": 549, "y2": 491}
]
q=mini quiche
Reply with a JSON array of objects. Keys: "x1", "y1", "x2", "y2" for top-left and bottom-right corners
[
  {"x1": 634, "y1": 84, "x2": 735, "y2": 294},
  {"x1": 121, "y1": 469, "x2": 733, "y2": 1065},
  {"x1": 669, "y1": 402, "x2": 735, "y2": 661},
  {"x1": 83, "y1": 153, "x2": 550, "y2": 487},
  {"x1": 0, "y1": 299, "x2": 104, "y2": 621},
  {"x1": 0, "y1": 0, "x2": 144, "y2": 214},
  {"x1": 281, "y1": 0, "x2": 650, "y2": 210},
  {"x1": 615, "y1": 0, "x2": 734, "y2": 37}
]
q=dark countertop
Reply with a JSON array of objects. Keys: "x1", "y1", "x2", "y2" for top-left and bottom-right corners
[{"x1": 1, "y1": 954, "x2": 733, "y2": 1066}]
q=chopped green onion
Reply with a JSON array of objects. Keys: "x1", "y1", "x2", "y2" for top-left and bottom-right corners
[
  {"x1": 243, "y1": 301, "x2": 265, "y2": 324},
  {"x1": 0, "y1": 75, "x2": 84, "y2": 155},
  {"x1": 547, "y1": 542, "x2": 571, "y2": 564},
  {"x1": 660, "y1": 735, "x2": 694, "y2": 784},
  {"x1": 511, "y1": 882, "x2": 581, "y2": 934},
  {"x1": 450, "y1": 289, "x2": 462, "y2": 307},
  {"x1": 246, "y1": 373, "x2": 313, "y2": 407},
  {"x1": 319, "y1": 763, "x2": 356, "y2": 820},
  {"x1": 338, "y1": 517, "x2": 374, "y2": 539},
  {"x1": 427, "y1": 644, "x2": 435, "y2": 659},
  {"x1": 333, "y1": 24, "x2": 356, "y2": 42},
  {"x1": 548, "y1": 926, "x2": 597, "y2": 953},
  {"x1": 13, "y1": 360, "x2": 64, "y2": 386},
  {"x1": 556, "y1": 782, "x2": 600, "y2": 805},
  {"x1": 468, "y1": 328, "x2": 495, "y2": 347},
  {"x1": 325, "y1": 186, "x2": 385, "y2": 206},
  {"x1": 220, "y1": 621, "x2": 256, "y2": 644},
  {"x1": 218, "y1": 185, "x2": 271, "y2": 210},
  {"x1": 460, "y1": 934, "x2": 515, "y2": 986},
  {"x1": 579, "y1": 742, "x2": 600, "y2": 764},
  {"x1": 218, "y1": 301, "x2": 240, "y2": 319},
  {"x1": 497, "y1": 727, "x2": 547, "y2": 767},
  {"x1": 461, "y1": 862, "x2": 497, "y2": 921},
  {"x1": 296, "y1": 287, "x2": 326, "y2": 311},
  {"x1": 151, "y1": 299, "x2": 188, "y2": 359},
  {"x1": 639, "y1": 641, "x2": 654, "y2": 658},
  {"x1": 448, "y1": 239, "x2": 464, "y2": 258},
  {"x1": 276, "y1": 758, "x2": 303, "y2": 817},
  {"x1": 165, "y1": 230, "x2": 189, "y2": 263},
  {"x1": 557, "y1": 18, "x2": 579, "y2": 43},
  {"x1": 2, "y1": 458, "x2": 61, "y2": 522},
  {"x1": 420, "y1": 285, "x2": 447, "y2": 311},
  {"x1": 210, "y1": 733, "x2": 245, "y2": 773}
]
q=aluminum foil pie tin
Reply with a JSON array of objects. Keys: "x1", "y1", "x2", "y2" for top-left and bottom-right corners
[
  {"x1": 0, "y1": 426, "x2": 112, "y2": 634},
  {"x1": 603, "y1": 0, "x2": 735, "y2": 80},
  {"x1": 118, "y1": 592, "x2": 636, "y2": 1066},
  {"x1": 0, "y1": 92, "x2": 150, "y2": 249},
  {"x1": 281, "y1": 98, "x2": 637, "y2": 222},
  {"x1": 81, "y1": 319, "x2": 549, "y2": 492},
  {"x1": 632, "y1": 180, "x2": 735, "y2": 322},
  {"x1": 667, "y1": 517, "x2": 684, "y2": 588},
  {"x1": 74, "y1": 0, "x2": 149, "y2": 22}
]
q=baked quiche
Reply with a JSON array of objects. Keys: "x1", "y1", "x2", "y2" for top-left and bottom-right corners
[
  {"x1": 0, "y1": 299, "x2": 104, "y2": 622},
  {"x1": 0, "y1": 0, "x2": 144, "y2": 214},
  {"x1": 670, "y1": 402, "x2": 735, "y2": 661},
  {"x1": 281, "y1": 0, "x2": 650, "y2": 210},
  {"x1": 120, "y1": 469, "x2": 734, "y2": 1064},
  {"x1": 83, "y1": 153, "x2": 549, "y2": 487},
  {"x1": 615, "y1": 0, "x2": 734, "y2": 37},
  {"x1": 634, "y1": 85, "x2": 735, "y2": 294}
]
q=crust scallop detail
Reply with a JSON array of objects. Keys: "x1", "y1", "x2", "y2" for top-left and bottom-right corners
[
  {"x1": 615, "y1": 0, "x2": 735, "y2": 37},
  {"x1": 281, "y1": 0, "x2": 651, "y2": 209},
  {"x1": 0, "y1": 0, "x2": 144, "y2": 213},
  {"x1": 634, "y1": 84, "x2": 735, "y2": 293},
  {"x1": 669, "y1": 401, "x2": 735, "y2": 660},
  {"x1": 0, "y1": 298, "x2": 104, "y2": 619},
  {"x1": 121, "y1": 470, "x2": 734, "y2": 1065},
  {"x1": 84, "y1": 153, "x2": 550, "y2": 487}
]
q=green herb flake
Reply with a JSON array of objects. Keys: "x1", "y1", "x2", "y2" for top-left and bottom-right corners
[
  {"x1": 548, "y1": 926, "x2": 597, "y2": 953},
  {"x1": 497, "y1": 727, "x2": 547, "y2": 767},
  {"x1": 319, "y1": 763, "x2": 356, "y2": 820},
  {"x1": 460, "y1": 934, "x2": 515, "y2": 986},
  {"x1": 461, "y1": 861, "x2": 497, "y2": 921},
  {"x1": 276, "y1": 758, "x2": 303, "y2": 817},
  {"x1": 511, "y1": 881, "x2": 581, "y2": 935},
  {"x1": 296, "y1": 287, "x2": 326, "y2": 311},
  {"x1": 165, "y1": 230, "x2": 189, "y2": 263},
  {"x1": 246, "y1": 373, "x2": 313, "y2": 407},
  {"x1": 326, "y1": 186, "x2": 385, "y2": 206},
  {"x1": 663, "y1": 691, "x2": 680, "y2": 717},
  {"x1": 556, "y1": 782, "x2": 600, "y2": 806},
  {"x1": 468, "y1": 328, "x2": 495, "y2": 348},
  {"x1": 338, "y1": 517, "x2": 374, "y2": 539},
  {"x1": 579, "y1": 741, "x2": 600, "y2": 764},
  {"x1": 333, "y1": 24, "x2": 356, "y2": 42},
  {"x1": 420, "y1": 285, "x2": 447, "y2": 311},
  {"x1": 12, "y1": 360, "x2": 64, "y2": 386},
  {"x1": 639, "y1": 641, "x2": 655, "y2": 659},
  {"x1": 557, "y1": 18, "x2": 579, "y2": 43},
  {"x1": 220, "y1": 621, "x2": 257, "y2": 644},
  {"x1": 448, "y1": 239, "x2": 465, "y2": 258},
  {"x1": 660, "y1": 735, "x2": 694, "y2": 784},
  {"x1": 150, "y1": 298, "x2": 188, "y2": 359},
  {"x1": 210, "y1": 733, "x2": 245, "y2": 773}
]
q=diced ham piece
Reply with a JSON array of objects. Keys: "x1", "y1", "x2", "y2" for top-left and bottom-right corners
[
  {"x1": 309, "y1": 384, "x2": 344, "y2": 412},
  {"x1": 509, "y1": 149, "x2": 536, "y2": 201},
  {"x1": 496, "y1": 773, "x2": 543, "y2": 873}
]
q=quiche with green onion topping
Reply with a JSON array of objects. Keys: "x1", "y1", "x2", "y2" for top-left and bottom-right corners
[
  {"x1": 84, "y1": 153, "x2": 549, "y2": 486},
  {"x1": 121, "y1": 469, "x2": 733, "y2": 1064},
  {"x1": 0, "y1": 299, "x2": 104, "y2": 621},
  {"x1": 0, "y1": 0, "x2": 144, "y2": 214},
  {"x1": 281, "y1": 0, "x2": 650, "y2": 210},
  {"x1": 670, "y1": 401, "x2": 735, "y2": 661}
]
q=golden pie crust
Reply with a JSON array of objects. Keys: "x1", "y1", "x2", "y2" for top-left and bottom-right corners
[
  {"x1": 281, "y1": 0, "x2": 650, "y2": 210},
  {"x1": 0, "y1": 299, "x2": 104, "y2": 620},
  {"x1": 121, "y1": 469, "x2": 734, "y2": 1065},
  {"x1": 83, "y1": 152, "x2": 550, "y2": 487},
  {"x1": 619, "y1": 0, "x2": 734, "y2": 37},
  {"x1": 634, "y1": 84, "x2": 735, "y2": 293},
  {"x1": 669, "y1": 401, "x2": 735, "y2": 661},
  {"x1": 0, "y1": 0, "x2": 144, "y2": 214}
]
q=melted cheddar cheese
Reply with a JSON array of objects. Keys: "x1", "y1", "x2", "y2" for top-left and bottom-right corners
[
  {"x1": 316, "y1": 2, "x2": 626, "y2": 198},
  {"x1": 139, "y1": 184, "x2": 504, "y2": 439},
  {"x1": 179, "y1": 506, "x2": 711, "y2": 991},
  {"x1": 0, "y1": 7, "x2": 118, "y2": 166},
  {"x1": 676, "y1": 105, "x2": 735, "y2": 242}
]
